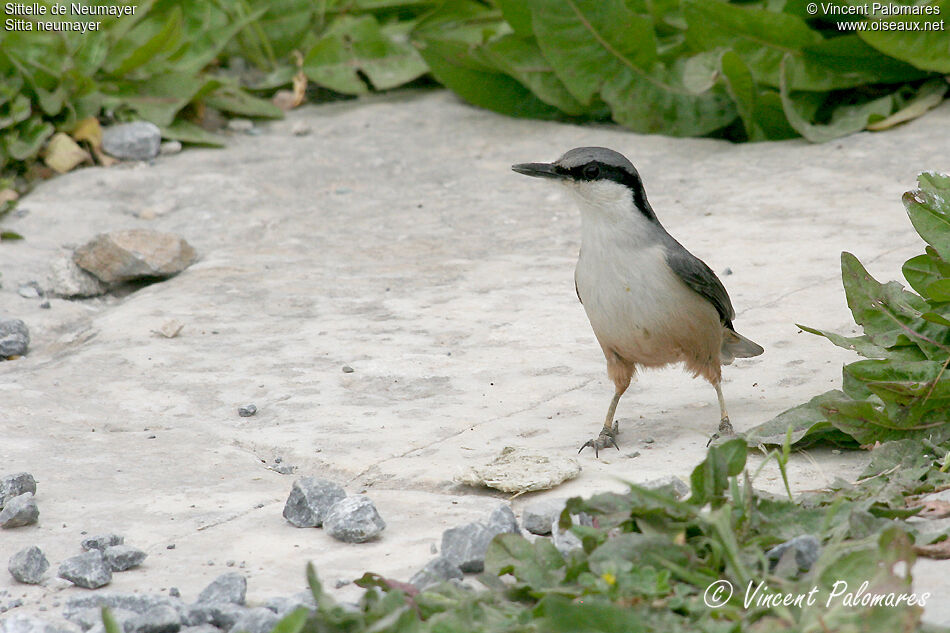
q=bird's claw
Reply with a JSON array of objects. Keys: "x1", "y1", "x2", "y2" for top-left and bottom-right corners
[
  {"x1": 578, "y1": 425, "x2": 620, "y2": 458},
  {"x1": 706, "y1": 417, "x2": 735, "y2": 447}
]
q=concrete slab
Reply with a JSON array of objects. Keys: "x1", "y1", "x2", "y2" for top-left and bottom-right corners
[{"x1": 1, "y1": 89, "x2": 949, "y2": 624}]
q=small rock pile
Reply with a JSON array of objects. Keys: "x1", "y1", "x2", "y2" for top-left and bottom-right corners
[
  {"x1": 56, "y1": 534, "x2": 149, "y2": 589},
  {"x1": 0, "y1": 472, "x2": 39, "y2": 527},
  {"x1": 282, "y1": 477, "x2": 385, "y2": 543}
]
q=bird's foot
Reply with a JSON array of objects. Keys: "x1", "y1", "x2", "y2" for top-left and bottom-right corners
[
  {"x1": 578, "y1": 421, "x2": 620, "y2": 458},
  {"x1": 706, "y1": 416, "x2": 735, "y2": 447}
]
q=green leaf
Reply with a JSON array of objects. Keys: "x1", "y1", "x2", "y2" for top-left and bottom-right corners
[
  {"x1": 4, "y1": 117, "x2": 54, "y2": 161},
  {"x1": 859, "y1": 0, "x2": 950, "y2": 72},
  {"x1": 779, "y1": 56, "x2": 895, "y2": 143},
  {"x1": 903, "y1": 248, "x2": 950, "y2": 298},
  {"x1": 0, "y1": 230, "x2": 24, "y2": 241},
  {"x1": 108, "y1": 6, "x2": 184, "y2": 77},
  {"x1": 269, "y1": 607, "x2": 309, "y2": 633},
  {"x1": 416, "y1": 38, "x2": 565, "y2": 119},
  {"x1": 530, "y1": 0, "x2": 736, "y2": 136},
  {"x1": 205, "y1": 86, "x2": 284, "y2": 119},
  {"x1": 844, "y1": 359, "x2": 950, "y2": 403},
  {"x1": 904, "y1": 172, "x2": 950, "y2": 263},
  {"x1": 484, "y1": 533, "x2": 565, "y2": 590},
  {"x1": 101, "y1": 608, "x2": 122, "y2": 633},
  {"x1": 114, "y1": 74, "x2": 221, "y2": 126},
  {"x1": 868, "y1": 79, "x2": 947, "y2": 131},
  {"x1": 800, "y1": 35, "x2": 931, "y2": 91},
  {"x1": 743, "y1": 390, "x2": 856, "y2": 447},
  {"x1": 496, "y1": 0, "x2": 534, "y2": 37},
  {"x1": 304, "y1": 15, "x2": 427, "y2": 94},
  {"x1": 159, "y1": 121, "x2": 227, "y2": 147},
  {"x1": 688, "y1": 438, "x2": 746, "y2": 507},
  {"x1": 533, "y1": 593, "x2": 649, "y2": 633},
  {"x1": 683, "y1": 0, "x2": 822, "y2": 88},
  {"x1": 480, "y1": 34, "x2": 593, "y2": 116},
  {"x1": 0, "y1": 93, "x2": 32, "y2": 130},
  {"x1": 719, "y1": 51, "x2": 796, "y2": 141}
]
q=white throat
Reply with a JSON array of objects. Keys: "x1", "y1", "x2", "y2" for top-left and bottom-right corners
[{"x1": 564, "y1": 180, "x2": 661, "y2": 252}]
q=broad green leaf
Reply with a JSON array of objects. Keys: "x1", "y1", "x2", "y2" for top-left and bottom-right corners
[
  {"x1": 496, "y1": 0, "x2": 534, "y2": 37},
  {"x1": 867, "y1": 78, "x2": 948, "y2": 131},
  {"x1": 304, "y1": 15, "x2": 427, "y2": 94},
  {"x1": 904, "y1": 172, "x2": 950, "y2": 263},
  {"x1": 0, "y1": 93, "x2": 31, "y2": 130},
  {"x1": 903, "y1": 248, "x2": 950, "y2": 298},
  {"x1": 269, "y1": 607, "x2": 309, "y2": 633},
  {"x1": 743, "y1": 390, "x2": 856, "y2": 447},
  {"x1": 588, "y1": 533, "x2": 690, "y2": 573},
  {"x1": 779, "y1": 56, "x2": 895, "y2": 143},
  {"x1": 683, "y1": 0, "x2": 823, "y2": 89},
  {"x1": 159, "y1": 121, "x2": 226, "y2": 146},
  {"x1": 205, "y1": 86, "x2": 284, "y2": 118},
  {"x1": 531, "y1": 0, "x2": 736, "y2": 136},
  {"x1": 798, "y1": 323, "x2": 927, "y2": 361},
  {"x1": 688, "y1": 438, "x2": 746, "y2": 507},
  {"x1": 859, "y1": 0, "x2": 950, "y2": 72},
  {"x1": 484, "y1": 533, "x2": 565, "y2": 589},
  {"x1": 4, "y1": 117, "x2": 54, "y2": 161},
  {"x1": 800, "y1": 35, "x2": 930, "y2": 91},
  {"x1": 533, "y1": 593, "x2": 649, "y2": 633},
  {"x1": 821, "y1": 395, "x2": 950, "y2": 444},
  {"x1": 416, "y1": 38, "x2": 565, "y2": 119},
  {"x1": 844, "y1": 359, "x2": 950, "y2": 403},
  {"x1": 719, "y1": 51, "x2": 796, "y2": 141},
  {"x1": 480, "y1": 34, "x2": 593, "y2": 116},
  {"x1": 107, "y1": 6, "x2": 184, "y2": 76},
  {"x1": 114, "y1": 74, "x2": 221, "y2": 126}
]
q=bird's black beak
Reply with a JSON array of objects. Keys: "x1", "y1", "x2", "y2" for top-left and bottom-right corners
[{"x1": 511, "y1": 162, "x2": 562, "y2": 179}]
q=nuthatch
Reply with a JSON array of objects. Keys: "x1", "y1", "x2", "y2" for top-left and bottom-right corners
[{"x1": 512, "y1": 147, "x2": 763, "y2": 456}]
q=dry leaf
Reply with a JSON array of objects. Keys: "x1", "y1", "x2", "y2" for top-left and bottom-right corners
[
  {"x1": 913, "y1": 539, "x2": 950, "y2": 559},
  {"x1": 72, "y1": 117, "x2": 117, "y2": 167},
  {"x1": 43, "y1": 132, "x2": 91, "y2": 174},
  {"x1": 915, "y1": 499, "x2": 950, "y2": 519},
  {"x1": 0, "y1": 189, "x2": 18, "y2": 204}
]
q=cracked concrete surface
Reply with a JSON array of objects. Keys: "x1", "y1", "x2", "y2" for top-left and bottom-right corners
[{"x1": 1, "y1": 89, "x2": 949, "y2": 624}]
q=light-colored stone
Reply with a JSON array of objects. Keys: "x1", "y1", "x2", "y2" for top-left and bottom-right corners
[
  {"x1": 73, "y1": 229, "x2": 197, "y2": 283},
  {"x1": 47, "y1": 252, "x2": 108, "y2": 297},
  {"x1": 102, "y1": 122, "x2": 161, "y2": 161},
  {"x1": 455, "y1": 446, "x2": 581, "y2": 494}
]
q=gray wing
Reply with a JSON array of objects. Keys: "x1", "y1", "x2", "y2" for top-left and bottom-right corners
[{"x1": 663, "y1": 239, "x2": 735, "y2": 327}]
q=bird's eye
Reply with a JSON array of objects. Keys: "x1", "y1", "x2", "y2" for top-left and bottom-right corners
[{"x1": 583, "y1": 164, "x2": 600, "y2": 179}]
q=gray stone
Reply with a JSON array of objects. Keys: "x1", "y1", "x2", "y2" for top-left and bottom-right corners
[
  {"x1": 2, "y1": 615, "x2": 76, "y2": 633},
  {"x1": 58, "y1": 550, "x2": 112, "y2": 589},
  {"x1": 124, "y1": 605, "x2": 181, "y2": 633},
  {"x1": 227, "y1": 607, "x2": 278, "y2": 633},
  {"x1": 102, "y1": 122, "x2": 161, "y2": 161},
  {"x1": 64, "y1": 593, "x2": 184, "y2": 622},
  {"x1": 196, "y1": 572, "x2": 246, "y2": 605},
  {"x1": 8, "y1": 545, "x2": 49, "y2": 584},
  {"x1": 263, "y1": 593, "x2": 314, "y2": 617},
  {"x1": 767, "y1": 535, "x2": 821, "y2": 572},
  {"x1": 204, "y1": 604, "x2": 247, "y2": 630},
  {"x1": 227, "y1": 119, "x2": 253, "y2": 133},
  {"x1": 440, "y1": 522, "x2": 494, "y2": 573},
  {"x1": 486, "y1": 504, "x2": 519, "y2": 535},
  {"x1": 0, "y1": 318, "x2": 29, "y2": 358},
  {"x1": 455, "y1": 447, "x2": 581, "y2": 494},
  {"x1": 18, "y1": 283, "x2": 41, "y2": 299},
  {"x1": 323, "y1": 495, "x2": 385, "y2": 543},
  {"x1": 522, "y1": 498, "x2": 566, "y2": 535},
  {"x1": 68, "y1": 607, "x2": 137, "y2": 631},
  {"x1": 82, "y1": 534, "x2": 125, "y2": 551},
  {"x1": 178, "y1": 628, "x2": 218, "y2": 633},
  {"x1": 47, "y1": 253, "x2": 108, "y2": 298},
  {"x1": 409, "y1": 556, "x2": 463, "y2": 590},
  {"x1": 237, "y1": 404, "x2": 256, "y2": 418},
  {"x1": 0, "y1": 472, "x2": 36, "y2": 508},
  {"x1": 282, "y1": 477, "x2": 346, "y2": 528},
  {"x1": 103, "y1": 545, "x2": 147, "y2": 571},
  {"x1": 0, "y1": 492, "x2": 39, "y2": 528},
  {"x1": 159, "y1": 141, "x2": 182, "y2": 156},
  {"x1": 73, "y1": 230, "x2": 197, "y2": 284},
  {"x1": 640, "y1": 475, "x2": 690, "y2": 499}
]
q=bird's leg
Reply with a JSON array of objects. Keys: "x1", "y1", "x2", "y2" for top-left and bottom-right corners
[
  {"x1": 578, "y1": 390, "x2": 622, "y2": 457},
  {"x1": 706, "y1": 381, "x2": 734, "y2": 446}
]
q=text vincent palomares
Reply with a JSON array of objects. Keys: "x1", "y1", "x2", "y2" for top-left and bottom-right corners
[{"x1": 819, "y1": 1, "x2": 941, "y2": 14}]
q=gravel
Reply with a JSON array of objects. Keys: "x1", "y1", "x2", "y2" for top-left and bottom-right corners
[
  {"x1": 227, "y1": 607, "x2": 279, "y2": 633},
  {"x1": 1, "y1": 615, "x2": 74, "y2": 633},
  {"x1": 58, "y1": 550, "x2": 112, "y2": 589},
  {"x1": 0, "y1": 492, "x2": 39, "y2": 528},
  {"x1": 81, "y1": 533, "x2": 125, "y2": 552},
  {"x1": 521, "y1": 498, "x2": 566, "y2": 536},
  {"x1": 196, "y1": 572, "x2": 247, "y2": 605},
  {"x1": 101, "y1": 122, "x2": 162, "y2": 161},
  {"x1": 0, "y1": 318, "x2": 30, "y2": 358},
  {"x1": 103, "y1": 544, "x2": 148, "y2": 571},
  {"x1": 767, "y1": 534, "x2": 821, "y2": 572},
  {"x1": 409, "y1": 556, "x2": 463, "y2": 590},
  {"x1": 440, "y1": 522, "x2": 494, "y2": 573},
  {"x1": 322, "y1": 495, "x2": 386, "y2": 543},
  {"x1": 0, "y1": 472, "x2": 37, "y2": 508},
  {"x1": 282, "y1": 477, "x2": 346, "y2": 528},
  {"x1": 8, "y1": 545, "x2": 49, "y2": 584}
]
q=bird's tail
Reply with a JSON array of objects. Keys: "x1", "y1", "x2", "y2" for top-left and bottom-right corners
[{"x1": 720, "y1": 327, "x2": 764, "y2": 365}]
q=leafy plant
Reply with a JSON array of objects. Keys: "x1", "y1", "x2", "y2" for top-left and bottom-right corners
[{"x1": 747, "y1": 173, "x2": 950, "y2": 449}]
